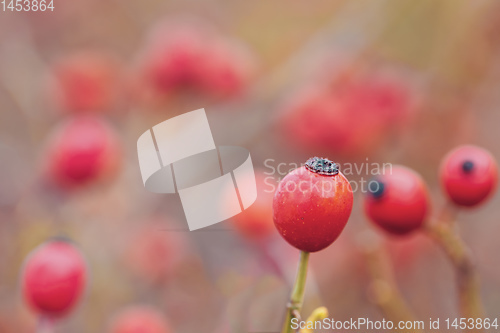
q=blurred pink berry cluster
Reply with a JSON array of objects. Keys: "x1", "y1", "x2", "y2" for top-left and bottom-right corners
[{"x1": 281, "y1": 65, "x2": 417, "y2": 157}]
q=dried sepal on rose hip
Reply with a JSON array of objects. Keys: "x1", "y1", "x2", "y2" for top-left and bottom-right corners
[
  {"x1": 272, "y1": 157, "x2": 353, "y2": 253},
  {"x1": 440, "y1": 145, "x2": 498, "y2": 207},
  {"x1": 21, "y1": 238, "x2": 87, "y2": 317},
  {"x1": 364, "y1": 165, "x2": 430, "y2": 235}
]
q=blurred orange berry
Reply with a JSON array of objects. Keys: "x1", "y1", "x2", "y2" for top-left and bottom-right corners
[
  {"x1": 47, "y1": 51, "x2": 123, "y2": 113},
  {"x1": 108, "y1": 305, "x2": 170, "y2": 333},
  {"x1": 230, "y1": 172, "x2": 276, "y2": 241}
]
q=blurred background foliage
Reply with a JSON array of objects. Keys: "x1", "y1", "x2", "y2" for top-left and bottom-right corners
[{"x1": 1, "y1": 0, "x2": 500, "y2": 332}]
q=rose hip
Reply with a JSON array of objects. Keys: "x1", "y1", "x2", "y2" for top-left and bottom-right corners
[
  {"x1": 440, "y1": 145, "x2": 498, "y2": 207},
  {"x1": 21, "y1": 239, "x2": 87, "y2": 317},
  {"x1": 136, "y1": 19, "x2": 255, "y2": 101},
  {"x1": 273, "y1": 157, "x2": 353, "y2": 252},
  {"x1": 44, "y1": 115, "x2": 121, "y2": 189},
  {"x1": 281, "y1": 73, "x2": 414, "y2": 156},
  {"x1": 197, "y1": 38, "x2": 255, "y2": 99},
  {"x1": 364, "y1": 166, "x2": 430, "y2": 235}
]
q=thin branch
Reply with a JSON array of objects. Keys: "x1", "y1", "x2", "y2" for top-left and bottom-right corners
[
  {"x1": 359, "y1": 231, "x2": 422, "y2": 333},
  {"x1": 424, "y1": 221, "x2": 484, "y2": 327}
]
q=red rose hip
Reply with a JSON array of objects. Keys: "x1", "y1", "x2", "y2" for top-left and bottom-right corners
[
  {"x1": 21, "y1": 239, "x2": 87, "y2": 317},
  {"x1": 364, "y1": 166, "x2": 430, "y2": 235},
  {"x1": 44, "y1": 115, "x2": 122, "y2": 189},
  {"x1": 440, "y1": 145, "x2": 498, "y2": 207},
  {"x1": 136, "y1": 19, "x2": 255, "y2": 101},
  {"x1": 273, "y1": 157, "x2": 353, "y2": 252}
]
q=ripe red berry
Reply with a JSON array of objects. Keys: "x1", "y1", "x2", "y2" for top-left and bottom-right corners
[
  {"x1": 440, "y1": 145, "x2": 498, "y2": 207},
  {"x1": 48, "y1": 51, "x2": 122, "y2": 113},
  {"x1": 272, "y1": 157, "x2": 353, "y2": 252},
  {"x1": 21, "y1": 239, "x2": 87, "y2": 317},
  {"x1": 108, "y1": 305, "x2": 170, "y2": 333},
  {"x1": 44, "y1": 115, "x2": 121, "y2": 189},
  {"x1": 364, "y1": 166, "x2": 430, "y2": 235}
]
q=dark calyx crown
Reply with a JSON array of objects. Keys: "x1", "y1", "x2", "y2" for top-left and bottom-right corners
[
  {"x1": 305, "y1": 157, "x2": 339, "y2": 176},
  {"x1": 462, "y1": 160, "x2": 474, "y2": 173},
  {"x1": 368, "y1": 180, "x2": 385, "y2": 199}
]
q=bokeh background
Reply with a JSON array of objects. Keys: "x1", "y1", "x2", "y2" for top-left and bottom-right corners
[{"x1": 1, "y1": 0, "x2": 500, "y2": 332}]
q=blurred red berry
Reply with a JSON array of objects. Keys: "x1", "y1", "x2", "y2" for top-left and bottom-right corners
[
  {"x1": 125, "y1": 228, "x2": 172, "y2": 283},
  {"x1": 231, "y1": 172, "x2": 276, "y2": 241},
  {"x1": 48, "y1": 51, "x2": 122, "y2": 113},
  {"x1": 108, "y1": 305, "x2": 170, "y2": 333},
  {"x1": 273, "y1": 157, "x2": 353, "y2": 252},
  {"x1": 346, "y1": 75, "x2": 413, "y2": 124},
  {"x1": 282, "y1": 74, "x2": 414, "y2": 156},
  {"x1": 364, "y1": 166, "x2": 430, "y2": 235},
  {"x1": 124, "y1": 220, "x2": 186, "y2": 284},
  {"x1": 44, "y1": 116, "x2": 121, "y2": 189},
  {"x1": 143, "y1": 23, "x2": 206, "y2": 93},
  {"x1": 440, "y1": 145, "x2": 498, "y2": 207},
  {"x1": 136, "y1": 19, "x2": 255, "y2": 101},
  {"x1": 197, "y1": 38, "x2": 255, "y2": 98},
  {"x1": 21, "y1": 239, "x2": 87, "y2": 317}
]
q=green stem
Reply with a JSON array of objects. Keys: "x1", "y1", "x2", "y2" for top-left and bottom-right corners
[{"x1": 281, "y1": 251, "x2": 310, "y2": 333}]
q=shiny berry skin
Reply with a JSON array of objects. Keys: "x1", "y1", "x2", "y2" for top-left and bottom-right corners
[
  {"x1": 364, "y1": 166, "x2": 430, "y2": 235},
  {"x1": 440, "y1": 145, "x2": 498, "y2": 207},
  {"x1": 44, "y1": 116, "x2": 121, "y2": 189},
  {"x1": 108, "y1": 305, "x2": 170, "y2": 333},
  {"x1": 272, "y1": 157, "x2": 353, "y2": 252},
  {"x1": 21, "y1": 239, "x2": 87, "y2": 317}
]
